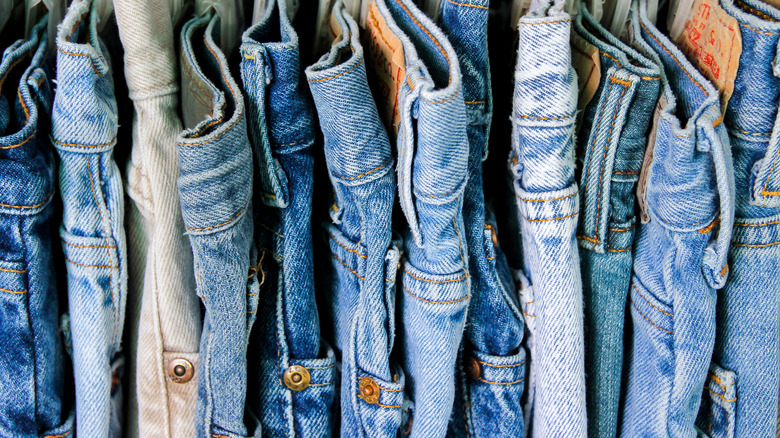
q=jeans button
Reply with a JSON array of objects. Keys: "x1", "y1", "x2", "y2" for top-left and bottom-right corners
[
  {"x1": 168, "y1": 358, "x2": 194, "y2": 384},
  {"x1": 466, "y1": 356, "x2": 481, "y2": 380},
  {"x1": 358, "y1": 376, "x2": 380, "y2": 404},
  {"x1": 283, "y1": 365, "x2": 311, "y2": 391}
]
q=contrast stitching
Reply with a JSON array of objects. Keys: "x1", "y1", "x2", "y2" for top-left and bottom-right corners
[
  {"x1": 708, "y1": 388, "x2": 737, "y2": 402},
  {"x1": 476, "y1": 377, "x2": 525, "y2": 385},
  {"x1": 609, "y1": 226, "x2": 633, "y2": 232},
  {"x1": 642, "y1": 76, "x2": 660, "y2": 81},
  {"x1": 0, "y1": 287, "x2": 26, "y2": 294},
  {"x1": 639, "y1": 20, "x2": 707, "y2": 94},
  {"x1": 610, "y1": 76, "x2": 633, "y2": 87},
  {"x1": 17, "y1": 88, "x2": 29, "y2": 121},
  {"x1": 631, "y1": 301, "x2": 673, "y2": 334},
  {"x1": 309, "y1": 382, "x2": 333, "y2": 387},
  {"x1": 516, "y1": 192, "x2": 577, "y2": 202},
  {"x1": 259, "y1": 222, "x2": 284, "y2": 238},
  {"x1": 65, "y1": 256, "x2": 118, "y2": 269},
  {"x1": 332, "y1": 252, "x2": 365, "y2": 281},
  {"x1": 524, "y1": 211, "x2": 578, "y2": 222},
  {"x1": 465, "y1": 100, "x2": 485, "y2": 104},
  {"x1": 0, "y1": 130, "x2": 35, "y2": 149},
  {"x1": 377, "y1": 402, "x2": 403, "y2": 409},
  {"x1": 185, "y1": 207, "x2": 246, "y2": 231},
  {"x1": 762, "y1": 143, "x2": 780, "y2": 199},
  {"x1": 522, "y1": 309, "x2": 536, "y2": 317},
  {"x1": 0, "y1": 190, "x2": 53, "y2": 209},
  {"x1": 514, "y1": 113, "x2": 576, "y2": 120},
  {"x1": 403, "y1": 268, "x2": 468, "y2": 283},
  {"x1": 607, "y1": 246, "x2": 632, "y2": 252},
  {"x1": 44, "y1": 432, "x2": 72, "y2": 438},
  {"x1": 763, "y1": 190, "x2": 780, "y2": 195},
  {"x1": 730, "y1": 127, "x2": 771, "y2": 136},
  {"x1": 404, "y1": 286, "x2": 469, "y2": 304},
  {"x1": 732, "y1": 241, "x2": 780, "y2": 247},
  {"x1": 178, "y1": 112, "x2": 244, "y2": 146},
  {"x1": 698, "y1": 216, "x2": 720, "y2": 234},
  {"x1": 63, "y1": 241, "x2": 117, "y2": 249},
  {"x1": 579, "y1": 235, "x2": 600, "y2": 244},
  {"x1": 614, "y1": 171, "x2": 638, "y2": 175},
  {"x1": 56, "y1": 48, "x2": 100, "y2": 75},
  {"x1": 181, "y1": 50, "x2": 213, "y2": 104},
  {"x1": 376, "y1": 383, "x2": 403, "y2": 392},
  {"x1": 54, "y1": 137, "x2": 117, "y2": 148},
  {"x1": 393, "y1": 0, "x2": 450, "y2": 84},
  {"x1": 581, "y1": 78, "x2": 613, "y2": 235},
  {"x1": 446, "y1": 0, "x2": 488, "y2": 8},
  {"x1": 0, "y1": 266, "x2": 25, "y2": 273},
  {"x1": 306, "y1": 364, "x2": 335, "y2": 369},
  {"x1": 633, "y1": 284, "x2": 673, "y2": 316},
  {"x1": 476, "y1": 359, "x2": 525, "y2": 368},
  {"x1": 329, "y1": 233, "x2": 366, "y2": 259},
  {"x1": 308, "y1": 58, "x2": 364, "y2": 83},
  {"x1": 330, "y1": 157, "x2": 391, "y2": 181},
  {"x1": 734, "y1": 219, "x2": 780, "y2": 227},
  {"x1": 602, "y1": 52, "x2": 620, "y2": 65},
  {"x1": 740, "y1": 22, "x2": 780, "y2": 35},
  {"x1": 86, "y1": 159, "x2": 118, "y2": 325},
  {"x1": 523, "y1": 19, "x2": 571, "y2": 25}
]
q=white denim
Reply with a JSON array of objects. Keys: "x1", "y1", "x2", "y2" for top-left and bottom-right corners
[{"x1": 114, "y1": 1, "x2": 201, "y2": 436}]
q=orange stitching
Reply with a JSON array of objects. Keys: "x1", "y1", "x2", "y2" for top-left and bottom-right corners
[
  {"x1": 762, "y1": 190, "x2": 780, "y2": 195},
  {"x1": 63, "y1": 241, "x2": 117, "y2": 249},
  {"x1": 516, "y1": 192, "x2": 577, "y2": 202},
  {"x1": 332, "y1": 252, "x2": 365, "y2": 280},
  {"x1": 610, "y1": 76, "x2": 632, "y2": 87},
  {"x1": 465, "y1": 100, "x2": 485, "y2": 104},
  {"x1": 522, "y1": 19, "x2": 571, "y2": 25},
  {"x1": 476, "y1": 359, "x2": 525, "y2": 368},
  {"x1": 186, "y1": 208, "x2": 246, "y2": 231},
  {"x1": 377, "y1": 402, "x2": 402, "y2": 408},
  {"x1": 376, "y1": 383, "x2": 403, "y2": 392},
  {"x1": 0, "y1": 287, "x2": 26, "y2": 294},
  {"x1": 607, "y1": 246, "x2": 632, "y2": 252},
  {"x1": 579, "y1": 235, "x2": 600, "y2": 244},
  {"x1": 393, "y1": 0, "x2": 450, "y2": 84},
  {"x1": 740, "y1": 22, "x2": 780, "y2": 35},
  {"x1": 476, "y1": 377, "x2": 525, "y2": 385},
  {"x1": 0, "y1": 51, "x2": 32, "y2": 90},
  {"x1": 708, "y1": 388, "x2": 736, "y2": 402},
  {"x1": 762, "y1": 143, "x2": 780, "y2": 201},
  {"x1": 259, "y1": 222, "x2": 284, "y2": 238},
  {"x1": 602, "y1": 52, "x2": 620, "y2": 65},
  {"x1": 734, "y1": 219, "x2": 780, "y2": 227},
  {"x1": 582, "y1": 78, "x2": 613, "y2": 231},
  {"x1": 404, "y1": 286, "x2": 469, "y2": 304},
  {"x1": 720, "y1": 264, "x2": 729, "y2": 276},
  {"x1": 713, "y1": 115, "x2": 724, "y2": 128},
  {"x1": 0, "y1": 131, "x2": 35, "y2": 149},
  {"x1": 65, "y1": 257, "x2": 118, "y2": 269},
  {"x1": 609, "y1": 226, "x2": 633, "y2": 232},
  {"x1": 329, "y1": 233, "x2": 367, "y2": 259},
  {"x1": 308, "y1": 58, "x2": 364, "y2": 83},
  {"x1": 524, "y1": 211, "x2": 578, "y2": 222},
  {"x1": 44, "y1": 431, "x2": 72, "y2": 438},
  {"x1": 330, "y1": 157, "x2": 391, "y2": 181},
  {"x1": 641, "y1": 76, "x2": 660, "y2": 81},
  {"x1": 522, "y1": 309, "x2": 536, "y2": 317},
  {"x1": 181, "y1": 48, "x2": 214, "y2": 104},
  {"x1": 0, "y1": 190, "x2": 53, "y2": 209},
  {"x1": 631, "y1": 301, "x2": 672, "y2": 334},
  {"x1": 56, "y1": 48, "x2": 100, "y2": 75},
  {"x1": 17, "y1": 88, "x2": 29, "y2": 121},
  {"x1": 403, "y1": 269, "x2": 468, "y2": 283},
  {"x1": 446, "y1": 0, "x2": 488, "y2": 8},
  {"x1": 730, "y1": 127, "x2": 771, "y2": 136},
  {"x1": 732, "y1": 241, "x2": 780, "y2": 247},
  {"x1": 54, "y1": 137, "x2": 117, "y2": 148},
  {"x1": 633, "y1": 284, "x2": 673, "y2": 316},
  {"x1": 698, "y1": 216, "x2": 720, "y2": 234},
  {"x1": 638, "y1": 20, "x2": 707, "y2": 94},
  {"x1": 0, "y1": 266, "x2": 25, "y2": 273},
  {"x1": 179, "y1": 113, "x2": 244, "y2": 147},
  {"x1": 514, "y1": 113, "x2": 576, "y2": 120},
  {"x1": 614, "y1": 171, "x2": 638, "y2": 175}
]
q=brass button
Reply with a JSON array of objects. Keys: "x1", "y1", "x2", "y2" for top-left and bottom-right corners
[
  {"x1": 358, "y1": 376, "x2": 380, "y2": 404},
  {"x1": 168, "y1": 358, "x2": 194, "y2": 384},
  {"x1": 283, "y1": 365, "x2": 310, "y2": 391},
  {"x1": 465, "y1": 356, "x2": 481, "y2": 380}
]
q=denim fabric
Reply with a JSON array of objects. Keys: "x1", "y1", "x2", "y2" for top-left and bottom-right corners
[
  {"x1": 438, "y1": 0, "x2": 526, "y2": 437},
  {"x1": 0, "y1": 18, "x2": 74, "y2": 438},
  {"x1": 509, "y1": 2, "x2": 586, "y2": 436},
  {"x1": 306, "y1": 4, "x2": 403, "y2": 437},
  {"x1": 371, "y1": 0, "x2": 470, "y2": 436},
  {"x1": 239, "y1": 0, "x2": 335, "y2": 436},
  {"x1": 52, "y1": 1, "x2": 127, "y2": 436},
  {"x1": 693, "y1": 0, "x2": 780, "y2": 435},
  {"x1": 622, "y1": 1, "x2": 735, "y2": 436},
  {"x1": 179, "y1": 12, "x2": 260, "y2": 438},
  {"x1": 572, "y1": 6, "x2": 661, "y2": 438}
]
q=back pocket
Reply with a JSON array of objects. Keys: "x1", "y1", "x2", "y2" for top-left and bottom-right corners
[{"x1": 696, "y1": 363, "x2": 737, "y2": 438}]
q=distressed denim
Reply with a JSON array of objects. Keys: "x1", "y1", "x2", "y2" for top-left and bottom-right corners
[
  {"x1": 692, "y1": 0, "x2": 780, "y2": 435},
  {"x1": 239, "y1": 0, "x2": 335, "y2": 436},
  {"x1": 371, "y1": 0, "x2": 470, "y2": 436},
  {"x1": 52, "y1": 1, "x2": 126, "y2": 436},
  {"x1": 438, "y1": 0, "x2": 527, "y2": 437},
  {"x1": 179, "y1": 12, "x2": 260, "y2": 438},
  {"x1": 622, "y1": 1, "x2": 735, "y2": 436},
  {"x1": 306, "y1": 3, "x2": 403, "y2": 437},
  {"x1": 572, "y1": 6, "x2": 661, "y2": 438},
  {"x1": 509, "y1": 2, "x2": 586, "y2": 436},
  {"x1": 0, "y1": 18, "x2": 74, "y2": 438}
]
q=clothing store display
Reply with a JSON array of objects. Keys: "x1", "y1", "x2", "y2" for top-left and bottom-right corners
[{"x1": 0, "y1": 0, "x2": 779, "y2": 436}]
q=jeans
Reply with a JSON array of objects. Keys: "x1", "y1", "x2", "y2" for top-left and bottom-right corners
[
  {"x1": 0, "y1": 17, "x2": 74, "y2": 438},
  {"x1": 53, "y1": 1, "x2": 127, "y2": 436},
  {"x1": 622, "y1": 1, "x2": 735, "y2": 436},
  {"x1": 438, "y1": 0, "x2": 527, "y2": 437},
  {"x1": 370, "y1": 0, "x2": 470, "y2": 436},
  {"x1": 510, "y1": 1, "x2": 586, "y2": 436},
  {"x1": 179, "y1": 11, "x2": 260, "y2": 438},
  {"x1": 572, "y1": 6, "x2": 661, "y2": 438},
  {"x1": 239, "y1": 0, "x2": 335, "y2": 436},
  {"x1": 306, "y1": 3, "x2": 403, "y2": 437},
  {"x1": 694, "y1": 0, "x2": 780, "y2": 435}
]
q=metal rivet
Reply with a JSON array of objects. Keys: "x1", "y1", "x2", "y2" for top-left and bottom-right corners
[
  {"x1": 466, "y1": 356, "x2": 481, "y2": 380},
  {"x1": 167, "y1": 358, "x2": 194, "y2": 384},
  {"x1": 358, "y1": 376, "x2": 380, "y2": 404},
  {"x1": 283, "y1": 365, "x2": 310, "y2": 391}
]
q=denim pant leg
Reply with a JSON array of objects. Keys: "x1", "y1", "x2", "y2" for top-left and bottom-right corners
[
  {"x1": 53, "y1": 2, "x2": 127, "y2": 436},
  {"x1": 0, "y1": 19, "x2": 74, "y2": 438}
]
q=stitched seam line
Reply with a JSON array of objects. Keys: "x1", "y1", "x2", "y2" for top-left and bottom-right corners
[
  {"x1": 330, "y1": 157, "x2": 391, "y2": 181},
  {"x1": 633, "y1": 284, "x2": 673, "y2": 316},
  {"x1": 259, "y1": 222, "x2": 284, "y2": 238},
  {"x1": 376, "y1": 402, "x2": 402, "y2": 409},
  {"x1": 0, "y1": 287, "x2": 26, "y2": 294},
  {"x1": 631, "y1": 301, "x2": 672, "y2": 334},
  {"x1": 523, "y1": 19, "x2": 571, "y2": 25},
  {"x1": 514, "y1": 112, "x2": 576, "y2": 120},
  {"x1": 63, "y1": 241, "x2": 117, "y2": 249},
  {"x1": 610, "y1": 76, "x2": 633, "y2": 87},
  {"x1": 65, "y1": 256, "x2": 118, "y2": 269},
  {"x1": 524, "y1": 211, "x2": 578, "y2": 222},
  {"x1": 331, "y1": 252, "x2": 365, "y2": 280},
  {"x1": 404, "y1": 286, "x2": 468, "y2": 304},
  {"x1": 582, "y1": 79, "x2": 613, "y2": 237},
  {"x1": 403, "y1": 269, "x2": 468, "y2": 283},
  {"x1": 186, "y1": 207, "x2": 246, "y2": 231},
  {"x1": 607, "y1": 246, "x2": 632, "y2": 252},
  {"x1": 0, "y1": 266, "x2": 25, "y2": 273},
  {"x1": 639, "y1": 20, "x2": 706, "y2": 94},
  {"x1": 393, "y1": 0, "x2": 451, "y2": 84},
  {"x1": 708, "y1": 388, "x2": 737, "y2": 402},
  {"x1": 0, "y1": 130, "x2": 35, "y2": 149},
  {"x1": 734, "y1": 219, "x2": 780, "y2": 227},
  {"x1": 0, "y1": 190, "x2": 54, "y2": 210},
  {"x1": 329, "y1": 233, "x2": 366, "y2": 259},
  {"x1": 516, "y1": 191, "x2": 577, "y2": 202},
  {"x1": 54, "y1": 137, "x2": 117, "y2": 148},
  {"x1": 308, "y1": 58, "x2": 364, "y2": 83},
  {"x1": 476, "y1": 359, "x2": 525, "y2": 368},
  {"x1": 740, "y1": 21, "x2": 780, "y2": 35},
  {"x1": 732, "y1": 241, "x2": 780, "y2": 247},
  {"x1": 476, "y1": 377, "x2": 525, "y2": 385},
  {"x1": 446, "y1": 0, "x2": 488, "y2": 8},
  {"x1": 57, "y1": 48, "x2": 100, "y2": 75},
  {"x1": 44, "y1": 431, "x2": 72, "y2": 438},
  {"x1": 86, "y1": 159, "x2": 118, "y2": 326}
]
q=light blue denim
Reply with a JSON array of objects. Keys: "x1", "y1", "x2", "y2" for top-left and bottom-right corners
[
  {"x1": 179, "y1": 11, "x2": 260, "y2": 438},
  {"x1": 509, "y1": 1, "x2": 586, "y2": 436},
  {"x1": 306, "y1": 3, "x2": 404, "y2": 437},
  {"x1": 572, "y1": 6, "x2": 661, "y2": 438},
  {"x1": 623, "y1": 1, "x2": 735, "y2": 436},
  {"x1": 0, "y1": 17, "x2": 75, "y2": 438},
  {"x1": 52, "y1": 1, "x2": 126, "y2": 436},
  {"x1": 694, "y1": 0, "x2": 780, "y2": 435},
  {"x1": 373, "y1": 0, "x2": 470, "y2": 436},
  {"x1": 437, "y1": 0, "x2": 526, "y2": 437},
  {"x1": 239, "y1": 0, "x2": 336, "y2": 436}
]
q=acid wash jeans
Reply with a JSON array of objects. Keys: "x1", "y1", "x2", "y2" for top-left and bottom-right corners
[
  {"x1": 687, "y1": 0, "x2": 780, "y2": 435},
  {"x1": 510, "y1": 1, "x2": 586, "y2": 436},
  {"x1": 179, "y1": 11, "x2": 260, "y2": 438},
  {"x1": 0, "y1": 18, "x2": 74, "y2": 438},
  {"x1": 238, "y1": 0, "x2": 335, "y2": 435},
  {"x1": 114, "y1": 0, "x2": 201, "y2": 436},
  {"x1": 438, "y1": 0, "x2": 527, "y2": 437},
  {"x1": 572, "y1": 5, "x2": 661, "y2": 438},
  {"x1": 306, "y1": 3, "x2": 403, "y2": 437},
  {"x1": 369, "y1": 0, "x2": 470, "y2": 436},
  {"x1": 53, "y1": 0, "x2": 127, "y2": 436},
  {"x1": 622, "y1": 1, "x2": 735, "y2": 436}
]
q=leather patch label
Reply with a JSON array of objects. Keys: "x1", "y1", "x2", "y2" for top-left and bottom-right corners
[{"x1": 365, "y1": 1, "x2": 405, "y2": 137}]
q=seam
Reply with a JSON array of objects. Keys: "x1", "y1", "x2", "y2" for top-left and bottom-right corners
[
  {"x1": 607, "y1": 246, "x2": 632, "y2": 252},
  {"x1": 582, "y1": 78, "x2": 614, "y2": 236},
  {"x1": 423, "y1": 91, "x2": 459, "y2": 104},
  {"x1": 729, "y1": 127, "x2": 771, "y2": 136},
  {"x1": 522, "y1": 19, "x2": 571, "y2": 25},
  {"x1": 633, "y1": 283, "x2": 673, "y2": 316},
  {"x1": 762, "y1": 142, "x2": 780, "y2": 200},
  {"x1": 376, "y1": 383, "x2": 403, "y2": 392},
  {"x1": 708, "y1": 388, "x2": 737, "y2": 402},
  {"x1": 516, "y1": 191, "x2": 577, "y2": 202},
  {"x1": 602, "y1": 51, "x2": 620, "y2": 65},
  {"x1": 610, "y1": 76, "x2": 633, "y2": 87},
  {"x1": 181, "y1": 49, "x2": 214, "y2": 105},
  {"x1": 476, "y1": 377, "x2": 525, "y2": 385},
  {"x1": 476, "y1": 359, "x2": 525, "y2": 368},
  {"x1": 306, "y1": 364, "x2": 335, "y2": 370},
  {"x1": 609, "y1": 226, "x2": 633, "y2": 232},
  {"x1": 522, "y1": 309, "x2": 536, "y2": 317},
  {"x1": 0, "y1": 287, "x2": 26, "y2": 294},
  {"x1": 465, "y1": 100, "x2": 485, "y2": 104},
  {"x1": 0, "y1": 51, "x2": 32, "y2": 90},
  {"x1": 403, "y1": 268, "x2": 468, "y2": 283},
  {"x1": 377, "y1": 402, "x2": 403, "y2": 409},
  {"x1": 642, "y1": 76, "x2": 660, "y2": 80},
  {"x1": 404, "y1": 286, "x2": 469, "y2": 304},
  {"x1": 0, "y1": 266, "x2": 25, "y2": 273},
  {"x1": 86, "y1": 158, "x2": 118, "y2": 326},
  {"x1": 186, "y1": 207, "x2": 246, "y2": 231},
  {"x1": 308, "y1": 58, "x2": 364, "y2": 83},
  {"x1": 44, "y1": 431, "x2": 72, "y2": 438},
  {"x1": 65, "y1": 256, "x2": 118, "y2": 269},
  {"x1": 17, "y1": 88, "x2": 29, "y2": 121},
  {"x1": 514, "y1": 112, "x2": 576, "y2": 120},
  {"x1": 416, "y1": 185, "x2": 459, "y2": 198},
  {"x1": 65, "y1": 12, "x2": 89, "y2": 42},
  {"x1": 524, "y1": 211, "x2": 578, "y2": 222},
  {"x1": 733, "y1": 219, "x2": 780, "y2": 227},
  {"x1": 63, "y1": 241, "x2": 117, "y2": 249},
  {"x1": 179, "y1": 112, "x2": 244, "y2": 146},
  {"x1": 0, "y1": 190, "x2": 53, "y2": 210},
  {"x1": 631, "y1": 300, "x2": 673, "y2": 334},
  {"x1": 740, "y1": 22, "x2": 780, "y2": 35},
  {"x1": 446, "y1": 0, "x2": 488, "y2": 8},
  {"x1": 453, "y1": 216, "x2": 468, "y2": 272},
  {"x1": 613, "y1": 171, "x2": 638, "y2": 175},
  {"x1": 259, "y1": 222, "x2": 284, "y2": 238},
  {"x1": 57, "y1": 48, "x2": 100, "y2": 75},
  {"x1": 639, "y1": 20, "x2": 707, "y2": 94},
  {"x1": 393, "y1": 0, "x2": 450, "y2": 85},
  {"x1": 0, "y1": 130, "x2": 35, "y2": 149},
  {"x1": 329, "y1": 233, "x2": 367, "y2": 259},
  {"x1": 732, "y1": 241, "x2": 780, "y2": 247},
  {"x1": 762, "y1": 190, "x2": 780, "y2": 195},
  {"x1": 331, "y1": 252, "x2": 365, "y2": 281},
  {"x1": 54, "y1": 137, "x2": 117, "y2": 148},
  {"x1": 330, "y1": 157, "x2": 391, "y2": 181},
  {"x1": 579, "y1": 235, "x2": 600, "y2": 244},
  {"x1": 698, "y1": 216, "x2": 720, "y2": 234},
  {"x1": 309, "y1": 382, "x2": 333, "y2": 387}
]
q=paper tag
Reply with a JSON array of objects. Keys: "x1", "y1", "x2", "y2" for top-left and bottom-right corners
[
  {"x1": 572, "y1": 33, "x2": 601, "y2": 133},
  {"x1": 365, "y1": 1, "x2": 405, "y2": 137},
  {"x1": 637, "y1": 95, "x2": 667, "y2": 223},
  {"x1": 677, "y1": 0, "x2": 742, "y2": 111}
]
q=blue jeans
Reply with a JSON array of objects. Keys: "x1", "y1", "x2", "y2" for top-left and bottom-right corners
[
  {"x1": 0, "y1": 17, "x2": 74, "y2": 438},
  {"x1": 179, "y1": 11, "x2": 260, "y2": 438},
  {"x1": 622, "y1": 1, "x2": 735, "y2": 436},
  {"x1": 437, "y1": 1, "x2": 527, "y2": 437},
  {"x1": 695, "y1": 0, "x2": 780, "y2": 435},
  {"x1": 572, "y1": 6, "x2": 661, "y2": 438},
  {"x1": 510, "y1": 2, "x2": 586, "y2": 436},
  {"x1": 371, "y1": 0, "x2": 470, "y2": 436},
  {"x1": 239, "y1": 0, "x2": 335, "y2": 436},
  {"x1": 306, "y1": 3, "x2": 404, "y2": 437},
  {"x1": 52, "y1": 1, "x2": 126, "y2": 436}
]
